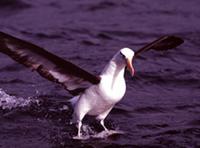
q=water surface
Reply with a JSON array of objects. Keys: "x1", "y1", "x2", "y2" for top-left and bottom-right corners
[{"x1": 0, "y1": 0, "x2": 200, "y2": 147}]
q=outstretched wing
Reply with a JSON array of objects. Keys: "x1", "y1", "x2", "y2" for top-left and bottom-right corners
[
  {"x1": 135, "y1": 36, "x2": 184, "y2": 57},
  {"x1": 0, "y1": 32, "x2": 100, "y2": 95}
]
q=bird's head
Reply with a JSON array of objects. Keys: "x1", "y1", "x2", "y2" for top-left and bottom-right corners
[
  {"x1": 112, "y1": 48, "x2": 135, "y2": 76},
  {"x1": 120, "y1": 48, "x2": 135, "y2": 76}
]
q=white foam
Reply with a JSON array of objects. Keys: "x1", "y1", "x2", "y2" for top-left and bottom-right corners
[
  {"x1": 73, "y1": 124, "x2": 125, "y2": 140},
  {"x1": 91, "y1": 130, "x2": 125, "y2": 139},
  {"x1": 0, "y1": 88, "x2": 37, "y2": 110}
]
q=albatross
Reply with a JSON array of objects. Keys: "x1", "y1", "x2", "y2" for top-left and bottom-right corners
[{"x1": 0, "y1": 32, "x2": 183, "y2": 137}]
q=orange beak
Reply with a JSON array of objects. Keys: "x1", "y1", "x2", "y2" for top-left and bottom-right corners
[{"x1": 126, "y1": 58, "x2": 134, "y2": 76}]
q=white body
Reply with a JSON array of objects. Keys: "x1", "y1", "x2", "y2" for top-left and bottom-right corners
[
  {"x1": 70, "y1": 48, "x2": 134, "y2": 137},
  {"x1": 73, "y1": 61, "x2": 126, "y2": 119}
]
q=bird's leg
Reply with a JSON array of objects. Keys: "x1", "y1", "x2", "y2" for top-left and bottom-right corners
[
  {"x1": 100, "y1": 119, "x2": 108, "y2": 132},
  {"x1": 77, "y1": 120, "x2": 82, "y2": 137},
  {"x1": 97, "y1": 106, "x2": 114, "y2": 132},
  {"x1": 73, "y1": 106, "x2": 89, "y2": 138}
]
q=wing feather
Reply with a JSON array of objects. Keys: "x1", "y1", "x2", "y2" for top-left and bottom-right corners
[{"x1": 0, "y1": 32, "x2": 100, "y2": 95}]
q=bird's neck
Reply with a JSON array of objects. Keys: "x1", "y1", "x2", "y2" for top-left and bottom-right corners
[
  {"x1": 101, "y1": 60, "x2": 125, "y2": 78},
  {"x1": 99, "y1": 57, "x2": 127, "y2": 101},
  {"x1": 100, "y1": 59, "x2": 126, "y2": 90}
]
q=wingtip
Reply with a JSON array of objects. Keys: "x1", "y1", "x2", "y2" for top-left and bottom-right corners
[
  {"x1": 170, "y1": 36, "x2": 184, "y2": 49},
  {"x1": 170, "y1": 35, "x2": 184, "y2": 45}
]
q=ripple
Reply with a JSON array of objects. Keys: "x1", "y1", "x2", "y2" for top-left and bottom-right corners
[
  {"x1": 0, "y1": 64, "x2": 24, "y2": 72},
  {"x1": 0, "y1": 79, "x2": 33, "y2": 84},
  {"x1": 85, "y1": 1, "x2": 116, "y2": 12},
  {"x1": 175, "y1": 104, "x2": 200, "y2": 111},
  {"x1": 136, "y1": 70, "x2": 200, "y2": 88},
  {"x1": 81, "y1": 39, "x2": 100, "y2": 46},
  {"x1": 136, "y1": 124, "x2": 169, "y2": 130},
  {"x1": 20, "y1": 31, "x2": 64, "y2": 40},
  {"x1": 96, "y1": 32, "x2": 113, "y2": 40},
  {"x1": 0, "y1": 0, "x2": 31, "y2": 9},
  {"x1": 134, "y1": 106, "x2": 167, "y2": 114},
  {"x1": 188, "y1": 120, "x2": 200, "y2": 126}
]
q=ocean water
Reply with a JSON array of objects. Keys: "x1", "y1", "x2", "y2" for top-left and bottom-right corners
[{"x1": 0, "y1": 0, "x2": 199, "y2": 147}]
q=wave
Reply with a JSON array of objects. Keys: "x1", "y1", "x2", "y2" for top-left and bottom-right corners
[
  {"x1": 0, "y1": 88, "x2": 37, "y2": 110},
  {"x1": 0, "y1": 0, "x2": 31, "y2": 9}
]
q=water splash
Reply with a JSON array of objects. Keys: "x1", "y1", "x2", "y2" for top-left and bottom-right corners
[
  {"x1": 73, "y1": 124, "x2": 125, "y2": 140},
  {"x1": 0, "y1": 88, "x2": 37, "y2": 110},
  {"x1": 91, "y1": 130, "x2": 125, "y2": 139}
]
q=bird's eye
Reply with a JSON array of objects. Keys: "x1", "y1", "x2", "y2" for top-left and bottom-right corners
[{"x1": 120, "y1": 52, "x2": 125, "y2": 58}]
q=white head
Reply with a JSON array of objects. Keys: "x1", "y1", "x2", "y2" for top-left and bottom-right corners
[
  {"x1": 120, "y1": 48, "x2": 135, "y2": 60},
  {"x1": 113, "y1": 48, "x2": 135, "y2": 76}
]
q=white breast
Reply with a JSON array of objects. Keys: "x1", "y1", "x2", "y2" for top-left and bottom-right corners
[{"x1": 99, "y1": 74, "x2": 126, "y2": 103}]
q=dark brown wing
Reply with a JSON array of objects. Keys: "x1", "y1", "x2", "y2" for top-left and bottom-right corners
[
  {"x1": 135, "y1": 36, "x2": 184, "y2": 57},
  {"x1": 0, "y1": 32, "x2": 100, "y2": 95}
]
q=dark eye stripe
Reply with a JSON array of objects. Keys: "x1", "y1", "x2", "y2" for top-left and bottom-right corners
[{"x1": 120, "y1": 52, "x2": 125, "y2": 58}]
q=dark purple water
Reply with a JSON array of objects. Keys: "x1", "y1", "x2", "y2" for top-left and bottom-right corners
[{"x1": 0, "y1": 0, "x2": 200, "y2": 147}]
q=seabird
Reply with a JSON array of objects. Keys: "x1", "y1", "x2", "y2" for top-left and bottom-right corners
[
  {"x1": 70, "y1": 47, "x2": 134, "y2": 137},
  {"x1": 0, "y1": 32, "x2": 183, "y2": 137}
]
